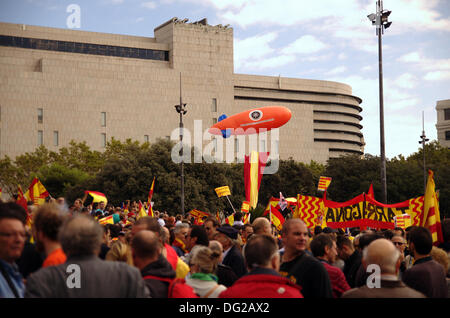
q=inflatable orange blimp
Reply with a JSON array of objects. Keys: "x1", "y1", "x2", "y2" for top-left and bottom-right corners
[{"x1": 209, "y1": 106, "x2": 291, "y2": 138}]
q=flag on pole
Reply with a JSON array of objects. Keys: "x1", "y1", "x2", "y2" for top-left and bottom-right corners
[
  {"x1": 215, "y1": 186, "x2": 231, "y2": 198},
  {"x1": 244, "y1": 151, "x2": 269, "y2": 209},
  {"x1": 85, "y1": 191, "x2": 108, "y2": 205},
  {"x1": 367, "y1": 184, "x2": 375, "y2": 199},
  {"x1": 25, "y1": 177, "x2": 49, "y2": 206},
  {"x1": 279, "y1": 192, "x2": 288, "y2": 211},
  {"x1": 263, "y1": 204, "x2": 285, "y2": 231},
  {"x1": 242, "y1": 212, "x2": 250, "y2": 225},
  {"x1": 421, "y1": 170, "x2": 443, "y2": 245},
  {"x1": 225, "y1": 213, "x2": 234, "y2": 226},
  {"x1": 240, "y1": 201, "x2": 250, "y2": 213},
  {"x1": 147, "y1": 177, "x2": 156, "y2": 217},
  {"x1": 317, "y1": 176, "x2": 332, "y2": 192}
]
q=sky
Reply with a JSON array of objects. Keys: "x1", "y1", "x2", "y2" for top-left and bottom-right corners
[{"x1": 1, "y1": 0, "x2": 449, "y2": 159}]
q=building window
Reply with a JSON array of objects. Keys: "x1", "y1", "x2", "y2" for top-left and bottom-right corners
[
  {"x1": 101, "y1": 112, "x2": 106, "y2": 127},
  {"x1": 144, "y1": 135, "x2": 149, "y2": 143},
  {"x1": 53, "y1": 131, "x2": 59, "y2": 146},
  {"x1": 101, "y1": 133, "x2": 106, "y2": 148},
  {"x1": 212, "y1": 98, "x2": 217, "y2": 112},
  {"x1": 445, "y1": 108, "x2": 450, "y2": 121},
  {"x1": 446, "y1": 131, "x2": 450, "y2": 140},
  {"x1": 38, "y1": 130, "x2": 43, "y2": 146},
  {"x1": 38, "y1": 108, "x2": 43, "y2": 124}
]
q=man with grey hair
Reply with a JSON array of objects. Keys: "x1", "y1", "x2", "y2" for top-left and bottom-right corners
[
  {"x1": 25, "y1": 215, "x2": 149, "y2": 297},
  {"x1": 172, "y1": 222, "x2": 190, "y2": 257},
  {"x1": 342, "y1": 238, "x2": 425, "y2": 298}
]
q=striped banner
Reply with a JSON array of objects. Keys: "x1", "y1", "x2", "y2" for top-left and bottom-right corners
[
  {"x1": 295, "y1": 194, "x2": 325, "y2": 229},
  {"x1": 317, "y1": 176, "x2": 332, "y2": 192}
]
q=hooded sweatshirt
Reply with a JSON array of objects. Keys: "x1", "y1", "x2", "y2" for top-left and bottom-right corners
[{"x1": 141, "y1": 254, "x2": 176, "y2": 298}]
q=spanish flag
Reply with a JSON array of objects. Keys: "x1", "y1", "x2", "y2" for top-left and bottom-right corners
[
  {"x1": 241, "y1": 201, "x2": 250, "y2": 213},
  {"x1": 25, "y1": 177, "x2": 49, "y2": 206},
  {"x1": 317, "y1": 176, "x2": 332, "y2": 192},
  {"x1": 244, "y1": 151, "x2": 269, "y2": 209},
  {"x1": 147, "y1": 177, "x2": 155, "y2": 217},
  {"x1": 421, "y1": 170, "x2": 443, "y2": 245},
  {"x1": 85, "y1": 191, "x2": 108, "y2": 205},
  {"x1": 263, "y1": 203, "x2": 285, "y2": 231}
]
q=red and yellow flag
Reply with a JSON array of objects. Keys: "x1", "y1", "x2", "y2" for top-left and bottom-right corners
[
  {"x1": 421, "y1": 170, "x2": 443, "y2": 245},
  {"x1": 244, "y1": 151, "x2": 269, "y2": 209},
  {"x1": 147, "y1": 177, "x2": 155, "y2": 217},
  {"x1": 263, "y1": 204, "x2": 285, "y2": 231},
  {"x1": 189, "y1": 209, "x2": 210, "y2": 224},
  {"x1": 25, "y1": 177, "x2": 49, "y2": 206},
  {"x1": 225, "y1": 214, "x2": 234, "y2": 226},
  {"x1": 241, "y1": 201, "x2": 250, "y2": 213},
  {"x1": 295, "y1": 194, "x2": 325, "y2": 229},
  {"x1": 317, "y1": 176, "x2": 332, "y2": 192},
  {"x1": 215, "y1": 186, "x2": 231, "y2": 198},
  {"x1": 85, "y1": 191, "x2": 108, "y2": 205}
]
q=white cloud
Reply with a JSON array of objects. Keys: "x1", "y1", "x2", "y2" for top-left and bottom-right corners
[
  {"x1": 394, "y1": 73, "x2": 419, "y2": 89},
  {"x1": 325, "y1": 66, "x2": 347, "y2": 76},
  {"x1": 397, "y1": 51, "x2": 450, "y2": 82},
  {"x1": 424, "y1": 71, "x2": 450, "y2": 81},
  {"x1": 281, "y1": 35, "x2": 328, "y2": 55},
  {"x1": 141, "y1": 1, "x2": 157, "y2": 9},
  {"x1": 245, "y1": 55, "x2": 296, "y2": 70},
  {"x1": 234, "y1": 32, "x2": 278, "y2": 69}
]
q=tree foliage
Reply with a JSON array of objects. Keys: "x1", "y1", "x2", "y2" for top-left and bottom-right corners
[{"x1": 1, "y1": 138, "x2": 448, "y2": 218}]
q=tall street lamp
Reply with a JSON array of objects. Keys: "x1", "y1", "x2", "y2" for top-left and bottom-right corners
[
  {"x1": 175, "y1": 73, "x2": 187, "y2": 216},
  {"x1": 368, "y1": 0, "x2": 392, "y2": 203},
  {"x1": 419, "y1": 111, "x2": 429, "y2": 194}
]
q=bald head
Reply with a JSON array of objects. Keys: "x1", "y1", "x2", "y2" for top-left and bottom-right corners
[
  {"x1": 252, "y1": 217, "x2": 271, "y2": 235},
  {"x1": 363, "y1": 238, "x2": 400, "y2": 275},
  {"x1": 131, "y1": 230, "x2": 161, "y2": 260}
]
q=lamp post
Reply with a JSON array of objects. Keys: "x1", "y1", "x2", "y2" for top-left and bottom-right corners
[
  {"x1": 175, "y1": 73, "x2": 187, "y2": 216},
  {"x1": 419, "y1": 111, "x2": 429, "y2": 193},
  {"x1": 368, "y1": 0, "x2": 392, "y2": 204}
]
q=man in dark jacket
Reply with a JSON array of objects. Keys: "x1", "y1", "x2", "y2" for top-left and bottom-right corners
[
  {"x1": 220, "y1": 234, "x2": 303, "y2": 298},
  {"x1": 336, "y1": 234, "x2": 362, "y2": 288},
  {"x1": 402, "y1": 226, "x2": 448, "y2": 298},
  {"x1": 215, "y1": 225, "x2": 247, "y2": 278},
  {"x1": 279, "y1": 219, "x2": 332, "y2": 298},
  {"x1": 25, "y1": 215, "x2": 149, "y2": 298},
  {"x1": 132, "y1": 230, "x2": 177, "y2": 297},
  {"x1": 342, "y1": 239, "x2": 425, "y2": 298}
]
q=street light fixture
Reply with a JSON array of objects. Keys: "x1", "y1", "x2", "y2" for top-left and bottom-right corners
[
  {"x1": 367, "y1": 0, "x2": 392, "y2": 204},
  {"x1": 175, "y1": 73, "x2": 187, "y2": 216},
  {"x1": 418, "y1": 111, "x2": 429, "y2": 194}
]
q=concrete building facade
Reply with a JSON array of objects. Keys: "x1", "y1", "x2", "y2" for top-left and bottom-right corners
[
  {"x1": 0, "y1": 18, "x2": 364, "y2": 164},
  {"x1": 436, "y1": 99, "x2": 450, "y2": 149}
]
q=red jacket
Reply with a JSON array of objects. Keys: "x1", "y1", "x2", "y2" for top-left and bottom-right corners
[{"x1": 219, "y1": 269, "x2": 303, "y2": 298}]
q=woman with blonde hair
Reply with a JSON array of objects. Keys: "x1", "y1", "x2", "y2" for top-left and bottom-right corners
[{"x1": 185, "y1": 246, "x2": 227, "y2": 298}]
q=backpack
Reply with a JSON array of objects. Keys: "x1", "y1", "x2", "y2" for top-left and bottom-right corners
[{"x1": 143, "y1": 275, "x2": 199, "y2": 298}]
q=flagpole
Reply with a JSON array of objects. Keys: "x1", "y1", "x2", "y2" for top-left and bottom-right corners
[{"x1": 225, "y1": 195, "x2": 237, "y2": 214}]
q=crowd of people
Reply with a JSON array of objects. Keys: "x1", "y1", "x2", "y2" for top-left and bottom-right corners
[{"x1": 0, "y1": 198, "x2": 449, "y2": 298}]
